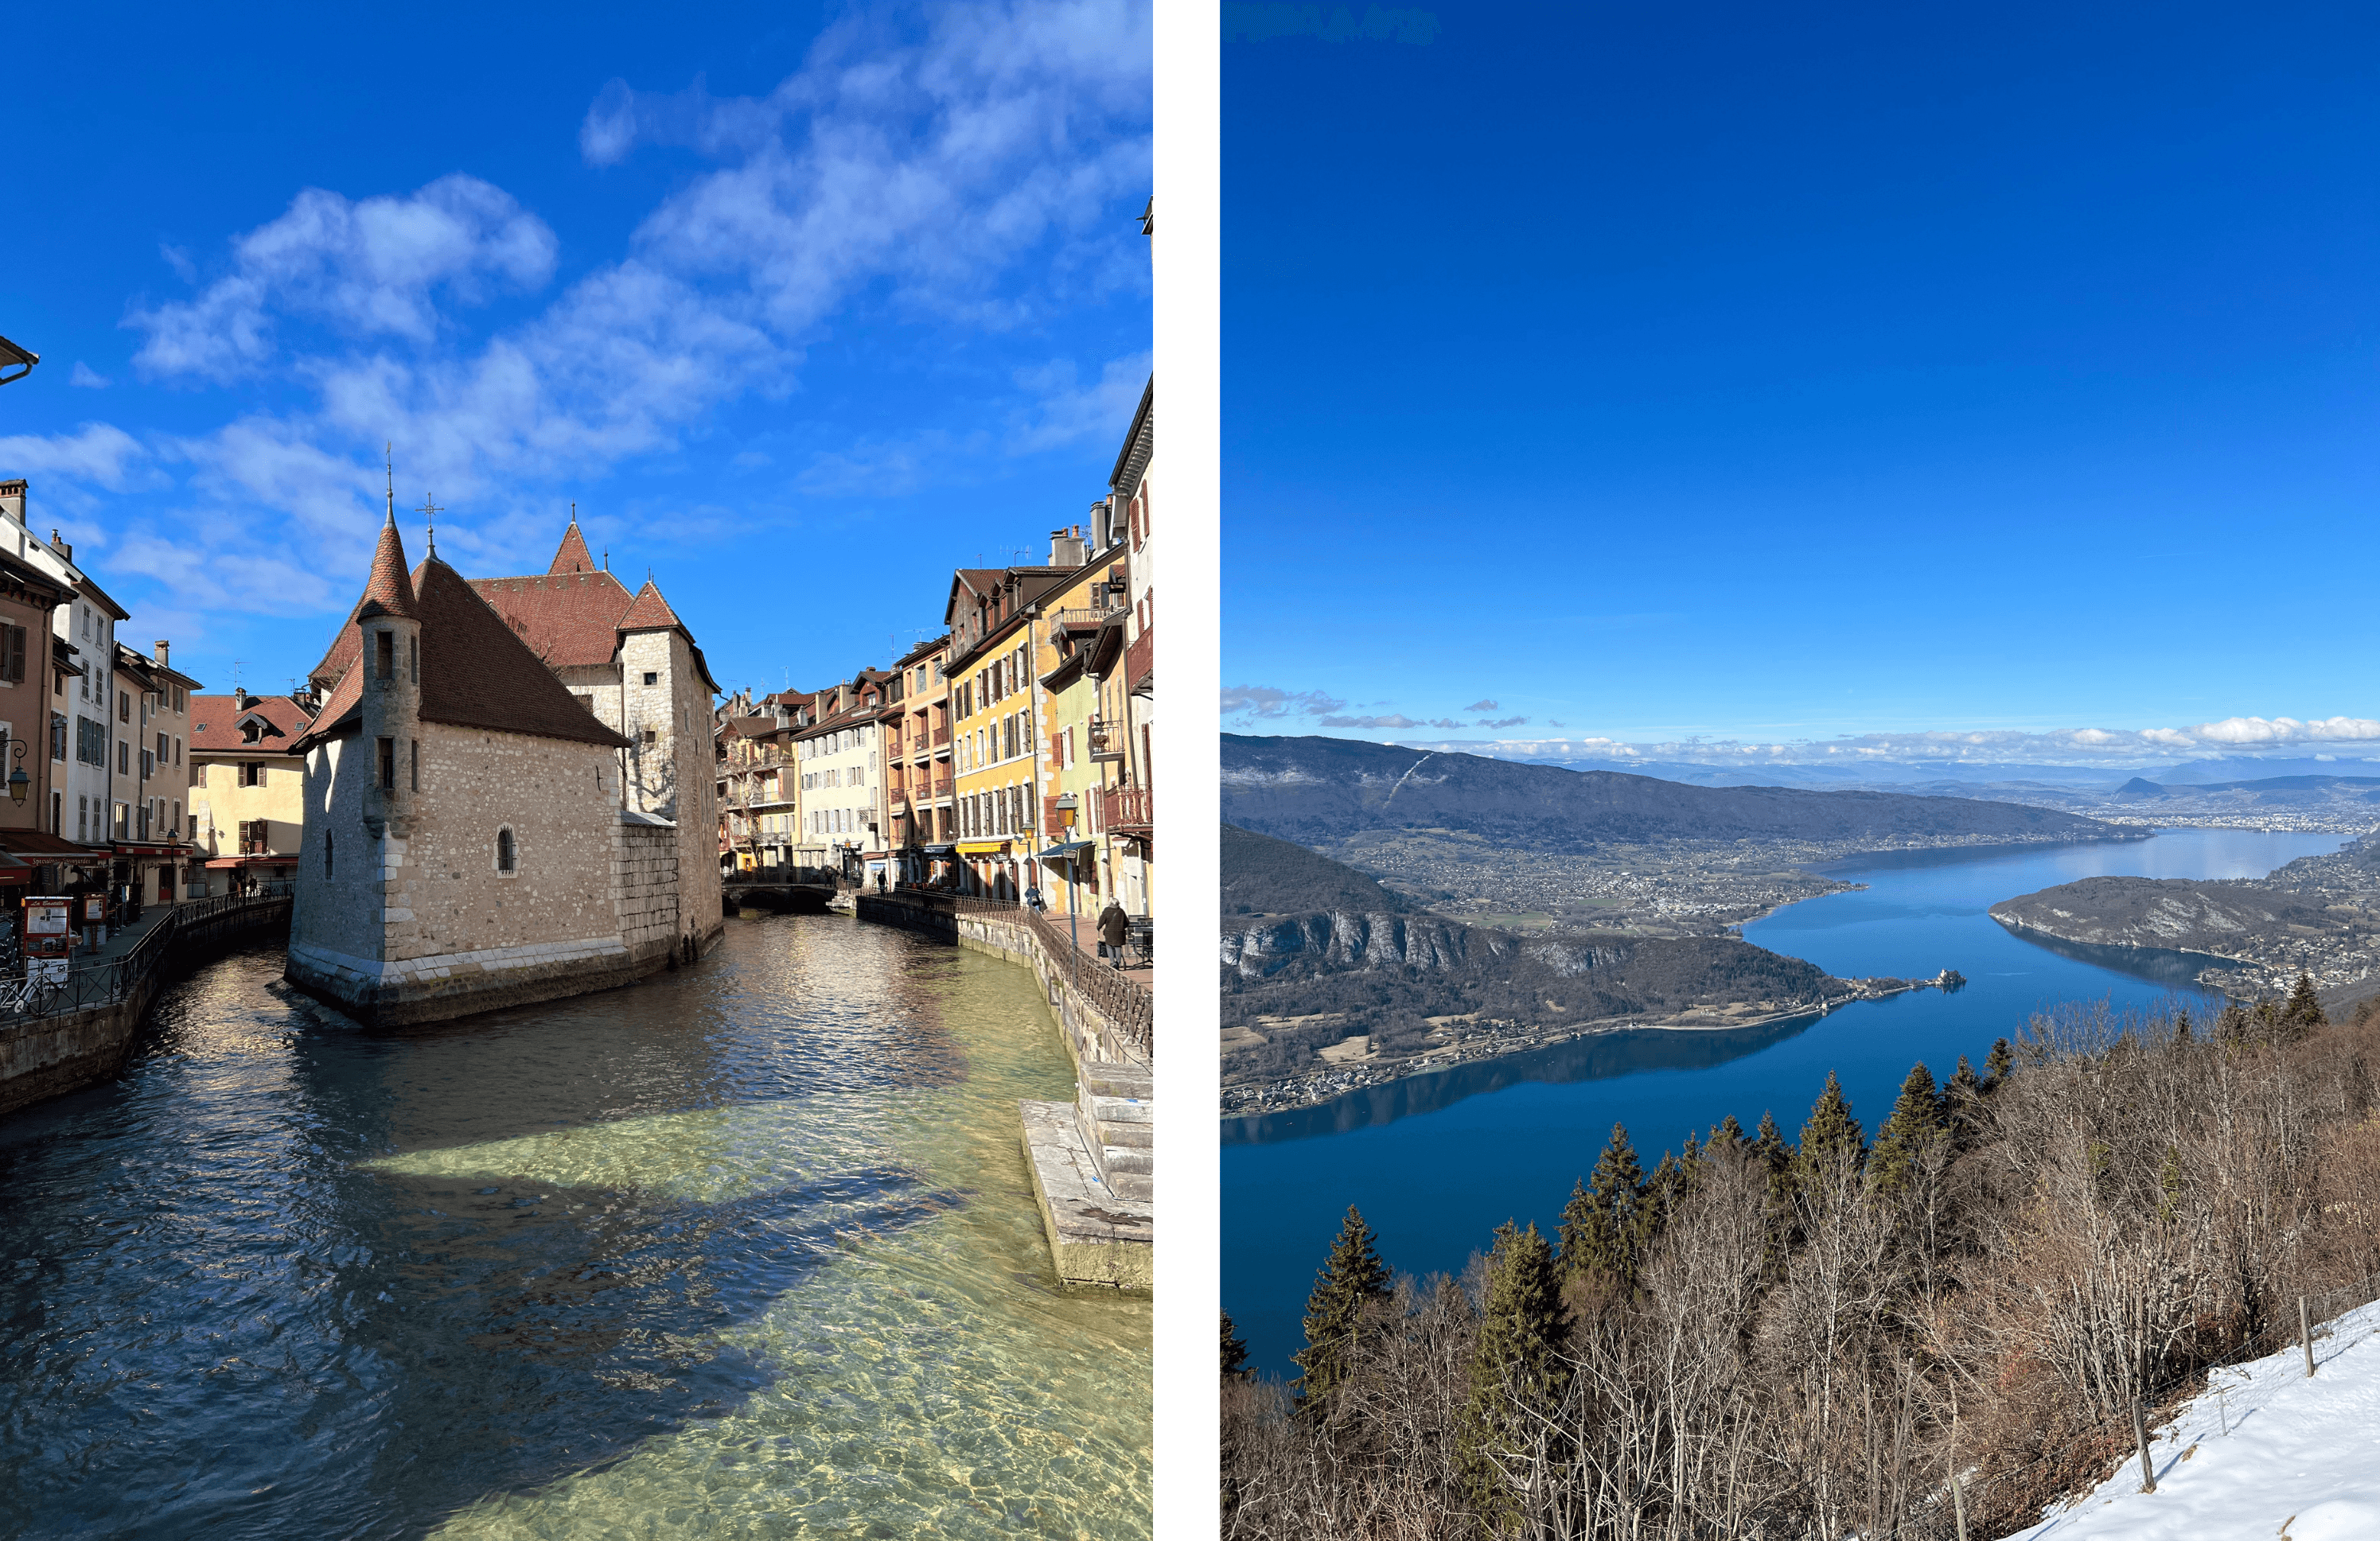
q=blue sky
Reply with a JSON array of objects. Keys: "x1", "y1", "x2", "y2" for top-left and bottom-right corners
[
  {"x1": 1, "y1": 2, "x2": 1149, "y2": 702},
  {"x1": 1221, "y1": 3, "x2": 2380, "y2": 769}
]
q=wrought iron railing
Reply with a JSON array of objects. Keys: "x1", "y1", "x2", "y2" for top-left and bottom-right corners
[
  {"x1": 933, "y1": 893, "x2": 1151, "y2": 1057},
  {"x1": 1, "y1": 889, "x2": 293, "y2": 1021}
]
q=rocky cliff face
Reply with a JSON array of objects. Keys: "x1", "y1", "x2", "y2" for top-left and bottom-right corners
[{"x1": 1220, "y1": 910, "x2": 1498, "y2": 979}]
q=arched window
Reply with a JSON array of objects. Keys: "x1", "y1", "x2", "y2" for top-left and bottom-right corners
[{"x1": 495, "y1": 827, "x2": 516, "y2": 874}]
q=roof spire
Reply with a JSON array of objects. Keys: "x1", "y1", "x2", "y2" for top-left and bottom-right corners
[
  {"x1": 418, "y1": 492, "x2": 442, "y2": 559},
  {"x1": 384, "y1": 442, "x2": 395, "y2": 526}
]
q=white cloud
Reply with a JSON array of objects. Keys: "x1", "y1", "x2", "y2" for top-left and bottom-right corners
[
  {"x1": 103, "y1": 1, "x2": 1147, "y2": 617},
  {"x1": 1223, "y1": 684, "x2": 1346, "y2": 718},
  {"x1": 1009, "y1": 352, "x2": 1151, "y2": 451},
  {"x1": 69, "y1": 362, "x2": 110, "y2": 389},
  {"x1": 1346, "y1": 717, "x2": 2380, "y2": 769},
  {"x1": 0, "y1": 423, "x2": 150, "y2": 489},
  {"x1": 1322, "y1": 714, "x2": 1421, "y2": 730},
  {"x1": 129, "y1": 174, "x2": 558, "y2": 381}
]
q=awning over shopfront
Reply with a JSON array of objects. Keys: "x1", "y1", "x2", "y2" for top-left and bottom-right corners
[
  {"x1": 0, "y1": 830, "x2": 100, "y2": 857},
  {"x1": 1035, "y1": 840, "x2": 1093, "y2": 861},
  {"x1": 954, "y1": 840, "x2": 1011, "y2": 856},
  {"x1": 206, "y1": 855, "x2": 294, "y2": 870},
  {"x1": 0, "y1": 851, "x2": 32, "y2": 885}
]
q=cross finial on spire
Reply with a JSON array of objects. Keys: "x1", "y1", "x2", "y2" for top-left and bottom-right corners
[
  {"x1": 384, "y1": 442, "x2": 395, "y2": 526},
  {"x1": 419, "y1": 492, "x2": 442, "y2": 558}
]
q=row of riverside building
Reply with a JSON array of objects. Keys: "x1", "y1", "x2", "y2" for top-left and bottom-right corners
[
  {"x1": 716, "y1": 378, "x2": 1157, "y2": 938},
  {"x1": 0, "y1": 477, "x2": 319, "y2": 934}
]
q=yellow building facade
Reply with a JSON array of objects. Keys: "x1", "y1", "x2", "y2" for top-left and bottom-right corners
[
  {"x1": 942, "y1": 562, "x2": 1069, "y2": 899},
  {"x1": 186, "y1": 691, "x2": 315, "y2": 893}
]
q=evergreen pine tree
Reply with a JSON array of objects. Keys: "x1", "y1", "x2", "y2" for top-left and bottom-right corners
[
  {"x1": 1945, "y1": 1055, "x2": 1986, "y2": 1149},
  {"x1": 1677, "y1": 1130, "x2": 1704, "y2": 1193},
  {"x1": 1457, "y1": 1221, "x2": 1572, "y2": 1532},
  {"x1": 2285, "y1": 971, "x2": 2325, "y2": 1037},
  {"x1": 1984, "y1": 1036, "x2": 2015, "y2": 1086},
  {"x1": 2216, "y1": 1002, "x2": 2251, "y2": 1041},
  {"x1": 1643, "y1": 1151, "x2": 1685, "y2": 1246},
  {"x1": 1560, "y1": 1123, "x2": 1646, "y2": 1291},
  {"x1": 1870, "y1": 1062, "x2": 1944, "y2": 1193},
  {"x1": 1796, "y1": 1070, "x2": 1867, "y2": 1183},
  {"x1": 1294, "y1": 1205, "x2": 1393, "y2": 1415},
  {"x1": 2172, "y1": 1006, "x2": 2193, "y2": 1043},
  {"x1": 1708, "y1": 1113, "x2": 1747, "y2": 1152},
  {"x1": 1754, "y1": 1109, "x2": 1795, "y2": 1209},
  {"x1": 1221, "y1": 1310, "x2": 1251, "y2": 1383}
]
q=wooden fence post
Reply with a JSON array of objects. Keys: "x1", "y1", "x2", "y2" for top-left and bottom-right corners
[
  {"x1": 2301, "y1": 1296, "x2": 2316, "y2": 1378},
  {"x1": 2132, "y1": 1399, "x2": 2155, "y2": 1493}
]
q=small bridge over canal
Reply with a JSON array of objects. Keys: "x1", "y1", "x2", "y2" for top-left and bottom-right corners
[{"x1": 723, "y1": 867, "x2": 839, "y2": 914}]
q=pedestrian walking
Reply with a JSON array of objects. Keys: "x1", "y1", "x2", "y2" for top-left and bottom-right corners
[{"x1": 1097, "y1": 899, "x2": 1129, "y2": 968}]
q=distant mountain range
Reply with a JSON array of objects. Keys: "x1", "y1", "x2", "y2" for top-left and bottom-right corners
[
  {"x1": 1360, "y1": 744, "x2": 2380, "y2": 794},
  {"x1": 1221, "y1": 734, "x2": 2137, "y2": 851}
]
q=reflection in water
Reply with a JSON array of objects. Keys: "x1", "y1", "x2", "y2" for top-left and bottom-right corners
[
  {"x1": 1984, "y1": 924, "x2": 2236, "y2": 994},
  {"x1": 0, "y1": 917, "x2": 1149, "y2": 1539},
  {"x1": 1222, "y1": 1017, "x2": 1813, "y2": 1145}
]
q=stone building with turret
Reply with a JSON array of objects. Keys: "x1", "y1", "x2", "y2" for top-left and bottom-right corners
[{"x1": 286, "y1": 509, "x2": 719, "y2": 1025}]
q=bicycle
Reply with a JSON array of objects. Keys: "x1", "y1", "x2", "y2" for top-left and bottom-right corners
[{"x1": 0, "y1": 972, "x2": 60, "y2": 1016}]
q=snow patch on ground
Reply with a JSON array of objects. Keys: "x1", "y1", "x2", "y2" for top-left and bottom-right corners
[{"x1": 1999, "y1": 1298, "x2": 2380, "y2": 1540}]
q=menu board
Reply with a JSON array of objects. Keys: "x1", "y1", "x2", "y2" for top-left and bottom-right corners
[
  {"x1": 83, "y1": 896, "x2": 105, "y2": 923},
  {"x1": 25, "y1": 899, "x2": 69, "y2": 936}
]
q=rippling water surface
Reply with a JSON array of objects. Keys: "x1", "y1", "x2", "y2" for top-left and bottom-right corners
[{"x1": 0, "y1": 915, "x2": 1151, "y2": 1539}]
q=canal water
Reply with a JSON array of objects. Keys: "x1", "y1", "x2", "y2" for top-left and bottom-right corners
[
  {"x1": 0, "y1": 915, "x2": 1150, "y2": 1539},
  {"x1": 1221, "y1": 827, "x2": 2353, "y2": 1378}
]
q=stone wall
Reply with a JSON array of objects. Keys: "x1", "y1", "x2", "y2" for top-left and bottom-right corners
[
  {"x1": 1, "y1": 897, "x2": 291, "y2": 1116},
  {"x1": 855, "y1": 894, "x2": 1149, "y2": 1070},
  {"x1": 614, "y1": 811, "x2": 680, "y2": 967},
  {"x1": 288, "y1": 722, "x2": 657, "y2": 1024},
  {"x1": 619, "y1": 628, "x2": 722, "y2": 951}
]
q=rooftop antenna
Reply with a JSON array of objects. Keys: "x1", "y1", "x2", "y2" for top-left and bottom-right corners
[{"x1": 419, "y1": 492, "x2": 442, "y2": 558}]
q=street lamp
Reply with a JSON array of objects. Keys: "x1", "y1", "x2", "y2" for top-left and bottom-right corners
[
  {"x1": 6, "y1": 738, "x2": 28, "y2": 805},
  {"x1": 1055, "y1": 793, "x2": 1080, "y2": 986}
]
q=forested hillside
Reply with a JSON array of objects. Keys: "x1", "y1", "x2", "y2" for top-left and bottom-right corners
[{"x1": 1222, "y1": 988, "x2": 2380, "y2": 1539}]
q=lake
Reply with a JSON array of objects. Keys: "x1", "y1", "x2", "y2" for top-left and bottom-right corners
[
  {"x1": 0, "y1": 914, "x2": 1150, "y2": 1539},
  {"x1": 1220, "y1": 827, "x2": 2350, "y2": 1379}
]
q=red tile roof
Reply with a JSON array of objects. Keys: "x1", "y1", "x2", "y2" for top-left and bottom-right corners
[
  {"x1": 361, "y1": 516, "x2": 419, "y2": 619},
  {"x1": 617, "y1": 579, "x2": 681, "y2": 632},
  {"x1": 468, "y1": 569, "x2": 637, "y2": 667},
  {"x1": 549, "y1": 521, "x2": 596, "y2": 575},
  {"x1": 301, "y1": 558, "x2": 631, "y2": 753},
  {"x1": 189, "y1": 694, "x2": 315, "y2": 754}
]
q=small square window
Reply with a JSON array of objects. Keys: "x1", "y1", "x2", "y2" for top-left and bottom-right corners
[{"x1": 642, "y1": 672, "x2": 658, "y2": 686}]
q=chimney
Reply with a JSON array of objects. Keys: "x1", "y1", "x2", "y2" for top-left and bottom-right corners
[
  {"x1": 1049, "y1": 527, "x2": 1087, "y2": 569},
  {"x1": 154, "y1": 640, "x2": 169, "y2": 667},
  {"x1": 0, "y1": 479, "x2": 24, "y2": 525},
  {"x1": 236, "y1": 688, "x2": 255, "y2": 710}
]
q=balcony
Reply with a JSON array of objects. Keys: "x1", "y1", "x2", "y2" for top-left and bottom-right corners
[
  {"x1": 1052, "y1": 601, "x2": 1126, "y2": 632},
  {"x1": 1100, "y1": 784, "x2": 1151, "y2": 835},
  {"x1": 1086, "y1": 715, "x2": 1124, "y2": 763},
  {"x1": 1126, "y1": 626, "x2": 1151, "y2": 695}
]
